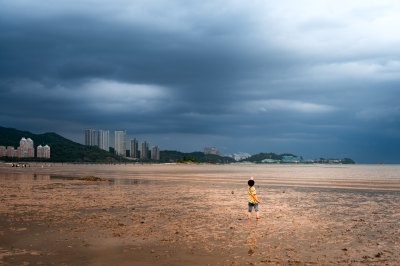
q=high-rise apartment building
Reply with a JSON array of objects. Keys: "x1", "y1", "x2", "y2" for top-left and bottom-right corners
[
  {"x1": 19, "y1": 138, "x2": 27, "y2": 156},
  {"x1": 130, "y1": 138, "x2": 139, "y2": 159},
  {"x1": 114, "y1": 130, "x2": 126, "y2": 156},
  {"x1": 26, "y1": 138, "x2": 34, "y2": 157},
  {"x1": 19, "y1": 137, "x2": 35, "y2": 158},
  {"x1": 37, "y1": 145, "x2": 44, "y2": 158},
  {"x1": 85, "y1": 129, "x2": 109, "y2": 151},
  {"x1": 19, "y1": 137, "x2": 34, "y2": 158},
  {"x1": 98, "y1": 130, "x2": 109, "y2": 151},
  {"x1": 85, "y1": 129, "x2": 96, "y2": 146},
  {"x1": 43, "y1": 145, "x2": 50, "y2": 158},
  {"x1": 141, "y1": 141, "x2": 149, "y2": 159},
  {"x1": 151, "y1": 146, "x2": 160, "y2": 160}
]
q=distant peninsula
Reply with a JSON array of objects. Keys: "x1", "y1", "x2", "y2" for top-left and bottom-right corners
[{"x1": 242, "y1": 153, "x2": 355, "y2": 164}]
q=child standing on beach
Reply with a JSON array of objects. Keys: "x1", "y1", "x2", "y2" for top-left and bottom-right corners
[{"x1": 248, "y1": 177, "x2": 261, "y2": 219}]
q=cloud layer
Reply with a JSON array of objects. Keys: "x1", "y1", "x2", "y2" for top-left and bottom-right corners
[{"x1": 1, "y1": 0, "x2": 400, "y2": 162}]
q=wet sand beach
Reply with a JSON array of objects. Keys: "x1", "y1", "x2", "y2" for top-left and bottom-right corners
[{"x1": 1, "y1": 163, "x2": 399, "y2": 265}]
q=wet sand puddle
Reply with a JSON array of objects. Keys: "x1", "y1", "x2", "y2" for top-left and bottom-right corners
[{"x1": 0, "y1": 164, "x2": 399, "y2": 265}]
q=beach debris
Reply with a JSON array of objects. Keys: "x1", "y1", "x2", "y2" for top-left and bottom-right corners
[
  {"x1": 231, "y1": 191, "x2": 234, "y2": 194},
  {"x1": 78, "y1": 176, "x2": 111, "y2": 182},
  {"x1": 375, "y1": 252, "x2": 383, "y2": 258},
  {"x1": 248, "y1": 248, "x2": 255, "y2": 256}
]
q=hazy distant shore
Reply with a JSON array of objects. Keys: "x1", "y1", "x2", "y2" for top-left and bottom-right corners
[{"x1": 1, "y1": 164, "x2": 399, "y2": 265}]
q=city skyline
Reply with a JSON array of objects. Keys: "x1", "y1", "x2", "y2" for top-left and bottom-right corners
[
  {"x1": 1, "y1": 1, "x2": 400, "y2": 163},
  {"x1": 84, "y1": 129, "x2": 160, "y2": 160}
]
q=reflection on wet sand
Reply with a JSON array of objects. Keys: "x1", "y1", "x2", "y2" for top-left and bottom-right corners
[
  {"x1": 247, "y1": 218, "x2": 259, "y2": 256},
  {"x1": 0, "y1": 172, "x2": 50, "y2": 181},
  {"x1": 0, "y1": 163, "x2": 399, "y2": 265}
]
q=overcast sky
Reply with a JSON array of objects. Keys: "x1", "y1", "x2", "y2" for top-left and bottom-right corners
[{"x1": 1, "y1": 0, "x2": 400, "y2": 163}]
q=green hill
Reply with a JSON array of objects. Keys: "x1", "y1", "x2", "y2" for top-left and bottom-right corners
[
  {"x1": 0, "y1": 126, "x2": 123, "y2": 162},
  {"x1": 160, "y1": 150, "x2": 235, "y2": 164},
  {"x1": 242, "y1": 152, "x2": 297, "y2": 162}
]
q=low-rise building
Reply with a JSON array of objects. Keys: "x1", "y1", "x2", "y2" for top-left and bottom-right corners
[
  {"x1": 6, "y1": 146, "x2": 14, "y2": 157},
  {"x1": 0, "y1": 146, "x2": 6, "y2": 157},
  {"x1": 204, "y1": 146, "x2": 220, "y2": 156},
  {"x1": 261, "y1": 159, "x2": 279, "y2": 163},
  {"x1": 281, "y1": 155, "x2": 301, "y2": 163}
]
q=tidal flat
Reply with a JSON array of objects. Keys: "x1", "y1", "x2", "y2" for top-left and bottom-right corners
[{"x1": 1, "y1": 163, "x2": 399, "y2": 265}]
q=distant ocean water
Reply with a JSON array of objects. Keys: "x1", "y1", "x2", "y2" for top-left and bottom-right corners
[
  {"x1": 227, "y1": 164, "x2": 400, "y2": 190},
  {"x1": 1, "y1": 163, "x2": 400, "y2": 190}
]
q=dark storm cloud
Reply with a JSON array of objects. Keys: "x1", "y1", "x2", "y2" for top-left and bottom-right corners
[{"x1": 1, "y1": 0, "x2": 400, "y2": 162}]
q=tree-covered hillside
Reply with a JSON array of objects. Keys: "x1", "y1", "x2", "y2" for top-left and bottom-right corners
[
  {"x1": 160, "y1": 150, "x2": 235, "y2": 164},
  {"x1": 242, "y1": 152, "x2": 298, "y2": 162}
]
